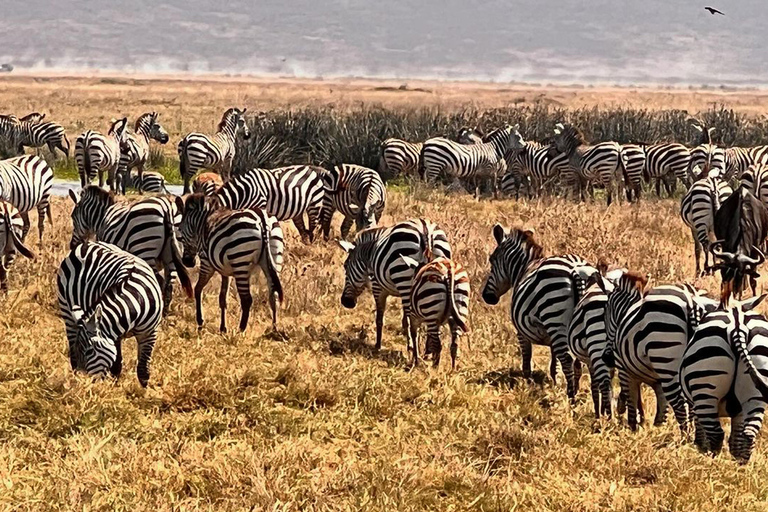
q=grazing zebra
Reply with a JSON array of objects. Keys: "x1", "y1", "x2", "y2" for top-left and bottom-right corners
[
  {"x1": 192, "y1": 172, "x2": 224, "y2": 196},
  {"x1": 600, "y1": 272, "x2": 718, "y2": 430},
  {"x1": 398, "y1": 255, "x2": 470, "y2": 369},
  {"x1": 319, "y1": 164, "x2": 387, "y2": 240},
  {"x1": 689, "y1": 121, "x2": 726, "y2": 179},
  {"x1": 175, "y1": 193, "x2": 284, "y2": 332},
  {"x1": 481, "y1": 225, "x2": 594, "y2": 399},
  {"x1": 75, "y1": 117, "x2": 129, "y2": 191},
  {"x1": 680, "y1": 172, "x2": 733, "y2": 275},
  {"x1": 500, "y1": 139, "x2": 570, "y2": 198},
  {"x1": 116, "y1": 170, "x2": 169, "y2": 195},
  {"x1": 642, "y1": 143, "x2": 691, "y2": 196},
  {"x1": 378, "y1": 138, "x2": 423, "y2": 177},
  {"x1": 338, "y1": 218, "x2": 452, "y2": 365},
  {"x1": 57, "y1": 242, "x2": 165, "y2": 387},
  {"x1": 550, "y1": 123, "x2": 623, "y2": 205},
  {"x1": 0, "y1": 154, "x2": 53, "y2": 241},
  {"x1": 117, "y1": 112, "x2": 169, "y2": 194},
  {"x1": 68, "y1": 186, "x2": 193, "y2": 310},
  {"x1": 725, "y1": 146, "x2": 768, "y2": 180},
  {"x1": 215, "y1": 165, "x2": 325, "y2": 244},
  {"x1": 0, "y1": 200, "x2": 35, "y2": 292},
  {"x1": 740, "y1": 163, "x2": 768, "y2": 207},
  {"x1": 0, "y1": 112, "x2": 69, "y2": 158},
  {"x1": 619, "y1": 144, "x2": 646, "y2": 201},
  {"x1": 178, "y1": 107, "x2": 250, "y2": 193},
  {"x1": 568, "y1": 267, "x2": 627, "y2": 418},
  {"x1": 421, "y1": 124, "x2": 524, "y2": 197},
  {"x1": 680, "y1": 295, "x2": 768, "y2": 462}
]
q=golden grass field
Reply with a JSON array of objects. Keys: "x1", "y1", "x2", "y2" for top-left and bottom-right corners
[{"x1": 2, "y1": 75, "x2": 768, "y2": 511}]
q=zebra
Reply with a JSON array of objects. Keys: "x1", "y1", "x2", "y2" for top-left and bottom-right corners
[
  {"x1": 680, "y1": 172, "x2": 733, "y2": 275},
  {"x1": 214, "y1": 165, "x2": 325, "y2": 244},
  {"x1": 398, "y1": 255, "x2": 470, "y2": 369},
  {"x1": 740, "y1": 163, "x2": 768, "y2": 207},
  {"x1": 175, "y1": 193, "x2": 284, "y2": 332},
  {"x1": 57, "y1": 241, "x2": 165, "y2": 387},
  {"x1": 192, "y1": 172, "x2": 224, "y2": 196},
  {"x1": 725, "y1": 146, "x2": 768, "y2": 181},
  {"x1": 0, "y1": 112, "x2": 70, "y2": 158},
  {"x1": 319, "y1": 164, "x2": 387, "y2": 240},
  {"x1": 689, "y1": 121, "x2": 726, "y2": 179},
  {"x1": 378, "y1": 138, "x2": 423, "y2": 177},
  {"x1": 117, "y1": 112, "x2": 169, "y2": 194},
  {"x1": 550, "y1": 123, "x2": 623, "y2": 205},
  {"x1": 0, "y1": 154, "x2": 53, "y2": 241},
  {"x1": 67, "y1": 185, "x2": 193, "y2": 310},
  {"x1": 115, "y1": 170, "x2": 169, "y2": 195},
  {"x1": 567, "y1": 267, "x2": 627, "y2": 418},
  {"x1": 337, "y1": 218, "x2": 452, "y2": 365},
  {"x1": 178, "y1": 107, "x2": 250, "y2": 194},
  {"x1": 680, "y1": 295, "x2": 768, "y2": 462},
  {"x1": 481, "y1": 225, "x2": 595, "y2": 399},
  {"x1": 75, "y1": 117, "x2": 129, "y2": 191},
  {"x1": 619, "y1": 144, "x2": 646, "y2": 201},
  {"x1": 0, "y1": 199, "x2": 35, "y2": 292},
  {"x1": 501, "y1": 139, "x2": 570, "y2": 198},
  {"x1": 421, "y1": 124, "x2": 524, "y2": 198},
  {"x1": 599, "y1": 272, "x2": 718, "y2": 430},
  {"x1": 642, "y1": 143, "x2": 692, "y2": 196}
]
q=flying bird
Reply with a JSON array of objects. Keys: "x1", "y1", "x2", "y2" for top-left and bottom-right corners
[{"x1": 704, "y1": 6, "x2": 724, "y2": 15}]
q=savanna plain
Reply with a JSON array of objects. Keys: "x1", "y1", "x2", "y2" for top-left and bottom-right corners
[{"x1": 1, "y1": 75, "x2": 768, "y2": 511}]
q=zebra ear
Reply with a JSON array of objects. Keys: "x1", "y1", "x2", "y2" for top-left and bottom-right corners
[
  {"x1": 740, "y1": 294, "x2": 767, "y2": 312},
  {"x1": 492, "y1": 224, "x2": 507, "y2": 245},
  {"x1": 338, "y1": 240, "x2": 356, "y2": 253},
  {"x1": 174, "y1": 195, "x2": 185, "y2": 215},
  {"x1": 83, "y1": 304, "x2": 103, "y2": 335},
  {"x1": 399, "y1": 255, "x2": 420, "y2": 269},
  {"x1": 68, "y1": 189, "x2": 79, "y2": 205}
]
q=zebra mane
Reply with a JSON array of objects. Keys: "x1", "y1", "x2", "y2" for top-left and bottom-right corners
[
  {"x1": 218, "y1": 108, "x2": 243, "y2": 132},
  {"x1": 353, "y1": 225, "x2": 387, "y2": 246},
  {"x1": 554, "y1": 123, "x2": 587, "y2": 151},
  {"x1": 20, "y1": 112, "x2": 44, "y2": 123},
  {"x1": 615, "y1": 271, "x2": 648, "y2": 297},
  {"x1": 510, "y1": 227, "x2": 545, "y2": 261},
  {"x1": 134, "y1": 111, "x2": 157, "y2": 132}
]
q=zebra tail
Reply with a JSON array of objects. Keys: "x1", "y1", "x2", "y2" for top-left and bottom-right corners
[
  {"x1": 377, "y1": 141, "x2": 388, "y2": 176},
  {"x1": 82, "y1": 135, "x2": 91, "y2": 183},
  {"x1": 178, "y1": 138, "x2": 189, "y2": 182},
  {"x1": 732, "y1": 331, "x2": 768, "y2": 398},
  {"x1": 163, "y1": 207, "x2": 193, "y2": 298},
  {"x1": 62, "y1": 134, "x2": 71, "y2": 156},
  {"x1": 417, "y1": 144, "x2": 426, "y2": 179},
  {"x1": 447, "y1": 262, "x2": 469, "y2": 334},
  {"x1": 254, "y1": 208, "x2": 284, "y2": 303}
]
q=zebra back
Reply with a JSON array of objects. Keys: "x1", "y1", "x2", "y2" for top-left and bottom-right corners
[{"x1": 0, "y1": 154, "x2": 54, "y2": 215}]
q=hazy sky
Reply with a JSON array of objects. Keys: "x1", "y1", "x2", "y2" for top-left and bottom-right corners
[{"x1": 1, "y1": 1, "x2": 764, "y2": 84}]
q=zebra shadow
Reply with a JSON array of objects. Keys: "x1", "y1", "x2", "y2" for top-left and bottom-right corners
[
  {"x1": 324, "y1": 326, "x2": 409, "y2": 367},
  {"x1": 474, "y1": 368, "x2": 549, "y2": 390}
]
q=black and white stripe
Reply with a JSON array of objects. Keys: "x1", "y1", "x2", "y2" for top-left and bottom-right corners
[
  {"x1": 620, "y1": 144, "x2": 646, "y2": 201},
  {"x1": 57, "y1": 241, "x2": 164, "y2": 387},
  {"x1": 642, "y1": 143, "x2": 691, "y2": 196},
  {"x1": 192, "y1": 172, "x2": 223, "y2": 197},
  {"x1": 378, "y1": 138, "x2": 423, "y2": 177},
  {"x1": 116, "y1": 170, "x2": 169, "y2": 195},
  {"x1": 725, "y1": 146, "x2": 768, "y2": 180},
  {"x1": 75, "y1": 117, "x2": 129, "y2": 191},
  {"x1": 68, "y1": 186, "x2": 192, "y2": 309},
  {"x1": 0, "y1": 199, "x2": 35, "y2": 291},
  {"x1": 176, "y1": 193, "x2": 284, "y2": 332},
  {"x1": 482, "y1": 225, "x2": 594, "y2": 399},
  {"x1": 215, "y1": 165, "x2": 326, "y2": 243},
  {"x1": 680, "y1": 173, "x2": 733, "y2": 275},
  {"x1": 319, "y1": 164, "x2": 387, "y2": 240},
  {"x1": 740, "y1": 163, "x2": 768, "y2": 207},
  {"x1": 0, "y1": 154, "x2": 54, "y2": 241},
  {"x1": 178, "y1": 107, "x2": 250, "y2": 193},
  {"x1": 601, "y1": 274, "x2": 717, "y2": 430},
  {"x1": 680, "y1": 296, "x2": 768, "y2": 462},
  {"x1": 0, "y1": 112, "x2": 69, "y2": 158},
  {"x1": 338, "y1": 218, "x2": 452, "y2": 365},
  {"x1": 117, "y1": 112, "x2": 169, "y2": 194},
  {"x1": 421, "y1": 124, "x2": 524, "y2": 197},
  {"x1": 501, "y1": 140, "x2": 569, "y2": 197}
]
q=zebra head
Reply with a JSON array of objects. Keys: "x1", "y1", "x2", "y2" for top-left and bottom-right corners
[
  {"x1": 138, "y1": 112, "x2": 169, "y2": 144},
  {"x1": 550, "y1": 122, "x2": 584, "y2": 158},
  {"x1": 457, "y1": 127, "x2": 484, "y2": 145},
  {"x1": 338, "y1": 229, "x2": 383, "y2": 308},
  {"x1": 68, "y1": 186, "x2": 116, "y2": 249},
  {"x1": 72, "y1": 304, "x2": 118, "y2": 378},
  {"x1": 597, "y1": 271, "x2": 648, "y2": 361},
  {"x1": 220, "y1": 107, "x2": 250, "y2": 141},
  {"x1": 482, "y1": 225, "x2": 543, "y2": 305},
  {"x1": 175, "y1": 193, "x2": 211, "y2": 268}
]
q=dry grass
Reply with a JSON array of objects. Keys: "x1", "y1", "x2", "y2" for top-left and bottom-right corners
[{"x1": 2, "y1": 182, "x2": 768, "y2": 511}]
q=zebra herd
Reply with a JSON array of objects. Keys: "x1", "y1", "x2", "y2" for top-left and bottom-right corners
[{"x1": 4, "y1": 107, "x2": 768, "y2": 464}]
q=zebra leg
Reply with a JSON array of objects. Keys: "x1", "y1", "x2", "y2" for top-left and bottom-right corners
[
  {"x1": 0, "y1": 263, "x2": 6, "y2": 293},
  {"x1": 374, "y1": 292, "x2": 387, "y2": 351},
  {"x1": 403, "y1": 310, "x2": 420, "y2": 367},
  {"x1": 520, "y1": 339, "x2": 533, "y2": 379},
  {"x1": 549, "y1": 347, "x2": 557, "y2": 384},
  {"x1": 19, "y1": 211, "x2": 30, "y2": 241},
  {"x1": 307, "y1": 206, "x2": 321, "y2": 244},
  {"x1": 627, "y1": 379, "x2": 641, "y2": 431},
  {"x1": 692, "y1": 230, "x2": 703, "y2": 276},
  {"x1": 135, "y1": 330, "x2": 158, "y2": 388},
  {"x1": 218, "y1": 275, "x2": 231, "y2": 333},
  {"x1": 110, "y1": 336, "x2": 123, "y2": 379},
  {"x1": 137, "y1": 164, "x2": 145, "y2": 195},
  {"x1": 340, "y1": 216, "x2": 355, "y2": 240},
  {"x1": 573, "y1": 358, "x2": 583, "y2": 394},
  {"x1": 731, "y1": 398, "x2": 766, "y2": 463},
  {"x1": 449, "y1": 320, "x2": 460, "y2": 370},
  {"x1": 652, "y1": 383, "x2": 669, "y2": 426},
  {"x1": 162, "y1": 266, "x2": 175, "y2": 313},
  {"x1": 194, "y1": 264, "x2": 216, "y2": 330},
  {"x1": 36, "y1": 201, "x2": 49, "y2": 241},
  {"x1": 234, "y1": 272, "x2": 253, "y2": 332},
  {"x1": 589, "y1": 366, "x2": 601, "y2": 418},
  {"x1": 293, "y1": 216, "x2": 311, "y2": 245},
  {"x1": 427, "y1": 324, "x2": 442, "y2": 368},
  {"x1": 183, "y1": 176, "x2": 191, "y2": 195}
]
